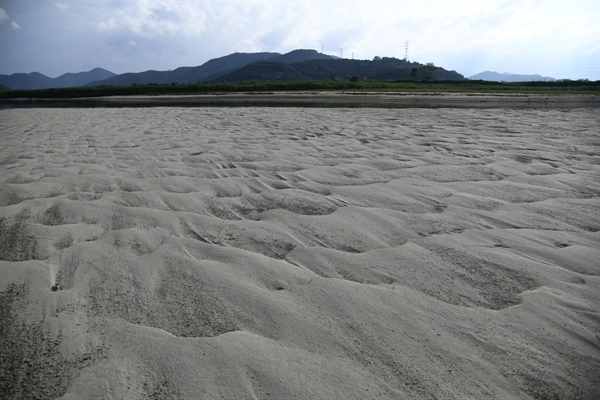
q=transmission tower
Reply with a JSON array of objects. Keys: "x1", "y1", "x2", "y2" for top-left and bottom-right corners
[{"x1": 404, "y1": 40, "x2": 409, "y2": 62}]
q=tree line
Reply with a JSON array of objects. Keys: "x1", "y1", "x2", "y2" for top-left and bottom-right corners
[{"x1": 1, "y1": 79, "x2": 598, "y2": 99}]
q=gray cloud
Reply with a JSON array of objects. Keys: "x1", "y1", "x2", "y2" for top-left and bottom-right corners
[
  {"x1": 55, "y1": 2, "x2": 70, "y2": 11},
  {"x1": 98, "y1": 1, "x2": 207, "y2": 37},
  {"x1": 0, "y1": 7, "x2": 8, "y2": 23},
  {"x1": 0, "y1": 7, "x2": 21, "y2": 31},
  {"x1": 1, "y1": 0, "x2": 598, "y2": 80}
]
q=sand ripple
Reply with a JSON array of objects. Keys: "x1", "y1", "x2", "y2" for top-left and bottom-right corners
[{"x1": 1, "y1": 107, "x2": 599, "y2": 399}]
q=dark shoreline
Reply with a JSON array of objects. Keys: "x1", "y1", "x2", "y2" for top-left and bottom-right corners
[{"x1": 1, "y1": 92, "x2": 599, "y2": 109}]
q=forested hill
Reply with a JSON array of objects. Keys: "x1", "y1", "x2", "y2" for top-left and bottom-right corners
[
  {"x1": 87, "y1": 50, "x2": 336, "y2": 86},
  {"x1": 215, "y1": 57, "x2": 464, "y2": 82},
  {"x1": 86, "y1": 52, "x2": 281, "y2": 87},
  {"x1": 0, "y1": 50, "x2": 465, "y2": 91},
  {"x1": 87, "y1": 51, "x2": 464, "y2": 86}
]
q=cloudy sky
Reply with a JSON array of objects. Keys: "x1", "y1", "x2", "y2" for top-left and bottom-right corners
[{"x1": 0, "y1": 0, "x2": 598, "y2": 80}]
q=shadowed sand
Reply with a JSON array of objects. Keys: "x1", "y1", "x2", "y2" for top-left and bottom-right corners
[
  {"x1": 1, "y1": 106, "x2": 599, "y2": 399},
  {"x1": 3, "y1": 92, "x2": 600, "y2": 108}
]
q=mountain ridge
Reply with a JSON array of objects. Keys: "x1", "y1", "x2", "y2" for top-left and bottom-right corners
[
  {"x1": 469, "y1": 70, "x2": 556, "y2": 82},
  {"x1": 86, "y1": 49, "x2": 337, "y2": 86},
  {"x1": 2, "y1": 49, "x2": 472, "y2": 90},
  {"x1": 0, "y1": 68, "x2": 115, "y2": 90},
  {"x1": 86, "y1": 52, "x2": 282, "y2": 87},
  {"x1": 215, "y1": 57, "x2": 464, "y2": 82}
]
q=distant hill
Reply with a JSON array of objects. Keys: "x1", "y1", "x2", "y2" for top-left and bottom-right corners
[
  {"x1": 2, "y1": 50, "x2": 466, "y2": 91},
  {"x1": 0, "y1": 72, "x2": 55, "y2": 90},
  {"x1": 87, "y1": 52, "x2": 281, "y2": 86},
  {"x1": 469, "y1": 71, "x2": 556, "y2": 82},
  {"x1": 0, "y1": 68, "x2": 115, "y2": 90},
  {"x1": 216, "y1": 57, "x2": 464, "y2": 82},
  {"x1": 87, "y1": 50, "x2": 340, "y2": 86},
  {"x1": 0, "y1": 83, "x2": 12, "y2": 91}
]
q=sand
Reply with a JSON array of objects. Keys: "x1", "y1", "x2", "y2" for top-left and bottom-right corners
[
  {"x1": 4, "y1": 92, "x2": 600, "y2": 108},
  {"x1": 0, "y1": 104, "x2": 599, "y2": 399}
]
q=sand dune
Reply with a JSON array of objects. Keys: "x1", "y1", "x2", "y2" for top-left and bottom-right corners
[{"x1": 1, "y1": 106, "x2": 599, "y2": 399}]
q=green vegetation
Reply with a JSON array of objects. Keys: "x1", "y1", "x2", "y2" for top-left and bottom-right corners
[
  {"x1": 0, "y1": 79, "x2": 598, "y2": 100},
  {"x1": 213, "y1": 57, "x2": 464, "y2": 82}
]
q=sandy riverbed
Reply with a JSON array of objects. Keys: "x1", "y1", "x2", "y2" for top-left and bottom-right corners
[
  {"x1": 3, "y1": 92, "x2": 600, "y2": 108},
  {"x1": 1, "y1": 106, "x2": 599, "y2": 399}
]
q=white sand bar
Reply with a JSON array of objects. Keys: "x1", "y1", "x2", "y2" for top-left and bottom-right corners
[{"x1": 1, "y1": 106, "x2": 599, "y2": 399}]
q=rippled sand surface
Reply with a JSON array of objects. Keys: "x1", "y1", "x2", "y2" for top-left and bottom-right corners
[{"x1": 1, "y1": 107, "x2": 599, "y2": 399}]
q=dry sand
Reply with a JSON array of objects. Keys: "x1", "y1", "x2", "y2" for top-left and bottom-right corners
[{"x1": 0, "y1": 104, "x2": 599, "y2": 399}]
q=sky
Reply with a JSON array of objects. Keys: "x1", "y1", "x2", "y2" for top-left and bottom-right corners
[{"x1": 0, "y1": 0, "x2": 598, "y2": 80}]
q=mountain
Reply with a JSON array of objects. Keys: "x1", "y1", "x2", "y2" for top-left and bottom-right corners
[
  {"x1": 87, "y1": 52, "x2": 281, "y2": 86},
  {"x1": 216, "y1": 57, "x2": 464, "y2": 82},
  {"x1": 2, "y1": 50, "x2": 466, "y2": 90},
  {"x1": 0, "y1": 68, "x2": 115, "y2": 90},
  {"x1": 216, "y1": 62, "x2": 309, "y2": 82},
  {"x1": 86, "y1": 68, "x2": 190, "y2": 87},
  {"x1": 53, "y1": 68, "x2": 117, "y2": 88},
  {"x1": 0, "y1": 72, "x2": 55, "y2": 90},
  {"x1": 87, "y1": 50, "x2": 339, "y2": 86},
  {"x1": 469, "y1": 71, "x2": 556, "y2": 82}
]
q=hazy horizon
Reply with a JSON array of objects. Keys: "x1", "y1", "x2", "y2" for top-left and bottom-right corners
[{"x1": 1, "y1": 0, "x2": 598, "y2": 80}]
